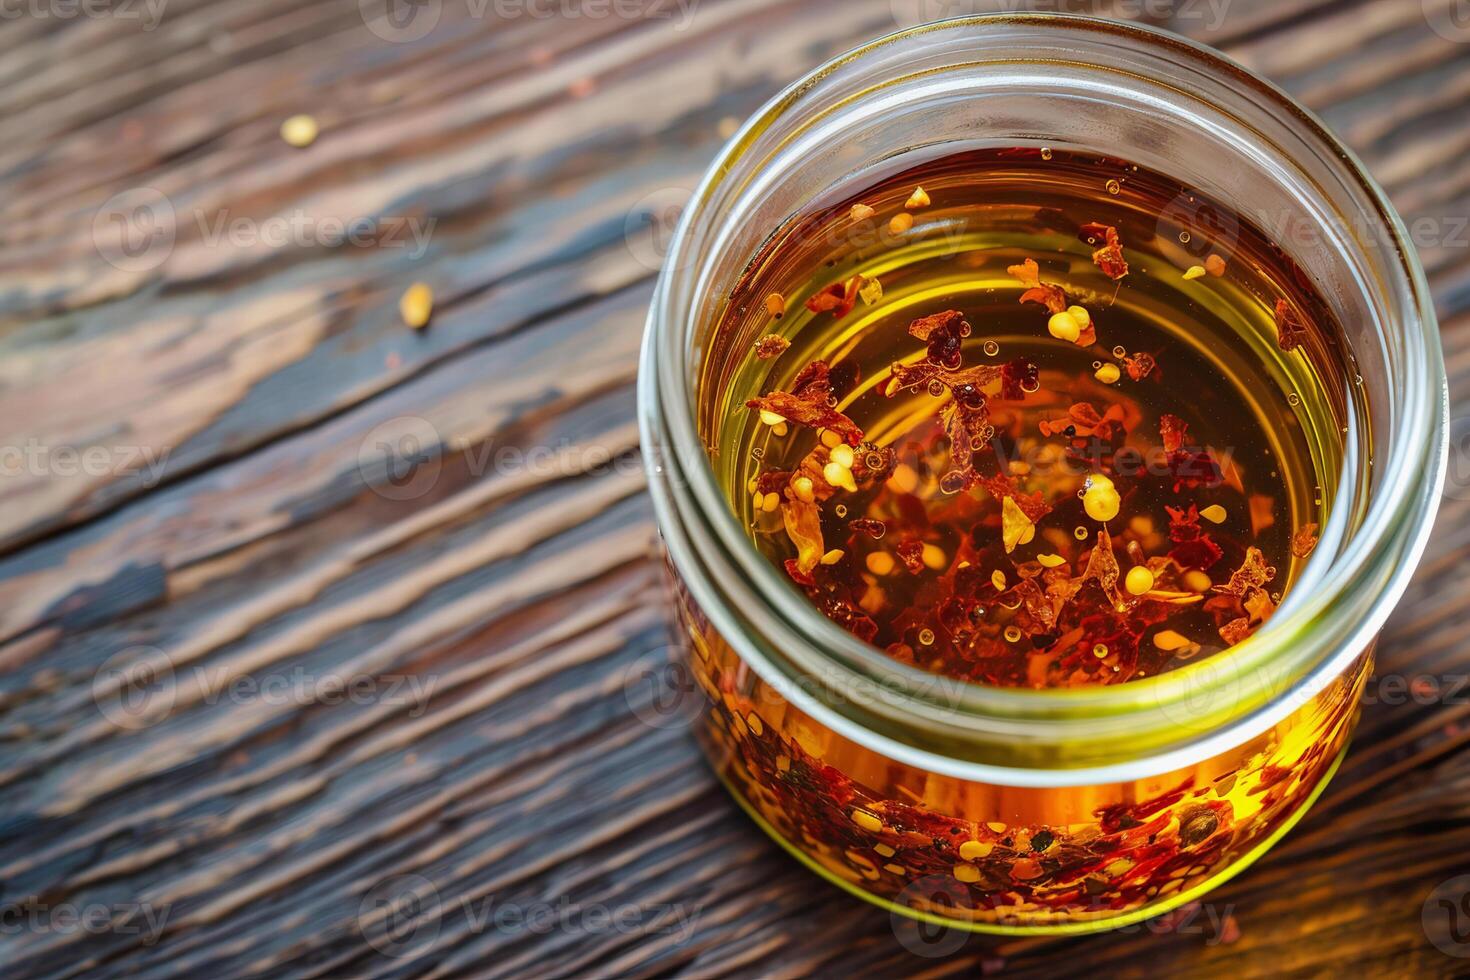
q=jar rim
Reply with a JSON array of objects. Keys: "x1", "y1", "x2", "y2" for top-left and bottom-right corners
[{"x1": 639, "y1": 13, "x2": 1448, "y2": 780}]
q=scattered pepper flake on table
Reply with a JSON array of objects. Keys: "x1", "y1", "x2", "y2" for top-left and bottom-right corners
[
  {"x1": 280, "y1": 113, "x2": 319, "y2": 148},
  {"x1": 399, "y1": 282, "x2": 433, "y2": 329}
]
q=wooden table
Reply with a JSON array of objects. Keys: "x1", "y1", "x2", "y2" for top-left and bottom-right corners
[{"x1": 2, "y1": 1, "x2": 1467, "y2": 976}]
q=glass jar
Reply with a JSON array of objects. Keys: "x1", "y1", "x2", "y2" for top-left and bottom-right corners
[{"x1": 638, "y1": 14, "x2": 1447, "y2": 933}]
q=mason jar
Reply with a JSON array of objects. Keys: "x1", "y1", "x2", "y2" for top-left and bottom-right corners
[{"x1": 638, "y1": 13, "x2": 1447, "y2": 933}]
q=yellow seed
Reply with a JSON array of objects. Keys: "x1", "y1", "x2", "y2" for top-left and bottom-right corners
[
  {"x1": 793, "y1": 477, "x2": 815, "y2": 503},
  {"x1": 1048, "y1": 311, "x2": 1081, "y2": 343},
  {"x1": 859, "y1": 277, "x2": 883, "y2": 305},
  {"x1": 823, "y1": 461, "x2": 856, "y2": 493},
  {"x1": 953, "y1": 864, "x2": 981, "y2": 883},
  {"x1": 1067, "y1": 304, "x2": 1091, "y2": 328},
  {"x1": 884, "y1": 863, "x2": 906, "y2": 876},
  {"x1": 830, "y1": 445, "x2": 855, "y2": 469},
  {"x1": 986, "y1": 821, "x2": 1007, "y2": 833},
  {"x1": 821, "y1": 548, "x2": 846, "y2": 565},
  {"x1": 991, "y1": 569, "x2": 1007, "y2": 591},
  {"x1": 1200, "y1": 504, "x2": 1228, "y2": 524},
  {"x1": 746, "y1": 476, "x2": 759, "y2": 494},
  {"x1": 1037, "y1": 553, "x2": 1066, "y2": 568},
  {"x1": 1125, "y1": 566, "x2": 1155, "y2": 596},
  {"x1": 958, "y1": 840, "x2": 993, "y2": 861},
  {"x1": 1094, "y1": 363, "x2": 1121, "y2": 384},
  {"x1": 1082, "y1": 473, "x2": 1120, "y2": 522},
  {"x1": 1183, "y1": 265, "x2": 1207, "y2": 280},
  {"x1": 866, "y1": 552, "x2": 895, "y2": 576},
  {"x1": 1205, "y1": 253, "x2": 1227, "y2": 277},
  {"x1": 761, "y1": 492, "x2": 780, "y2": 513},
  {"x1": 875, "y1": 843, "x2": 896, "y2": 857},
  {"x1": 1184, "y1": 570, "x2": 1213, "y2": 592},
  {"x1": 759, "y1": 409, "x2": 787, "y2": 427},
  {"x1": 772, "y1": 422, "x2": 788, "y2": 437},
  {"x1": 399, "y1": 282, "x2": 433, "y2": 329},
  {"x1": 280, "y1": 113, "x2": 319, "y2": 147},
  {"x1": 888, "y1": 464, "x2": 919, "y2": 494},
  {"x1": 820, "y1": 429, "x2": 843, "y2": 449},
  {"x1": 776, "y1": 754, "x2": 790, "y2": 772},
  {"x1": 1153, "y1": 630, "x2": 1192, "y2": 651},
  {"x1": 746, "y1": 712, "x2": 764, "y2": 736},
  {"x1": 850, "y1": 203, "x2": 876, "y2": 221},
  {"x1": 751, "y1": 490, "x2": 762, "y2": 509},
  {"x1": 905, "y1": 186, "x2": 930, "y2": 209},
  {"x1": 765, "y1": 292, "x2": 786, "y2": 317},
  {"x1": 889, "y1": 212, "x2": 914, "y2": 234},
  {"x1": 851, "y1": 809, "x2": 883, "y2": 833},
  {"x1": 921, "y1": 543, "x2": 946, "y2": 570}
]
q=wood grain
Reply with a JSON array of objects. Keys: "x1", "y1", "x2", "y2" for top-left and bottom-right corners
[{"x1": 1, "y1": 0, "x2": 1467, "y2": 977}]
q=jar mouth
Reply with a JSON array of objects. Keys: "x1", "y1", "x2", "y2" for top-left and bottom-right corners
[{"x1": 639, "y1": 13, "x2": 1448, "y2": 777}]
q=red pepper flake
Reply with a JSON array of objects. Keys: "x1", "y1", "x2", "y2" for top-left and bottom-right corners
[
  {"x1": 1158, "y1": 416, "x2": 1220, "y2": 490},
  {"x1": 941, "y1": 398, "x2": 994, "y2": 485},
  {"x1": 781, "y1": 491, "x2": 827, "y2": 577},
  {"x1": 1007, "y1": 258, "x2": 1068, "y2": 313},
  {"x1": 1159, "y1": 413, "x2": 1189, "y2": 454},
  {"x1": 746, "y1": 360, "x2": 865, "y2": 446},
  {"x1": 999, "y1": 358, "x2": 1038, "y2": 400},
  {"x1": 1166, "y1": 504, "x2": 1223, "y2": 571},
  {"x1": 1080, "y1": 222, "x2": 1129, "y2": 280},
  {"x1": 1274, "y1": 299, "x2": 1308, "y2": 352},
  {"x1": 1291, "y1": 522, "x2": 1319, "y2": 558},
  {"x1": 1216, "y1": 546, "x2": 1274, "y2": 597},
  {"x1": 1123, "y1": 351, "x2": 1157, "y2": 381},
  {"x1": 976, "y1": 472, "x2": 1051, "y2": 523},
  {"x1": 753, "y1": 334, "x2": 790, "y2": 360},
  {"x1": 806, "y1": 275, "x2": 866, "y2": 318},
  {"x1": 1079, "y1": 527, "x2": 1122, "y2": 604},
  {"x1": 896, "y1": 539, "x2": 926, "y2": 574},
  {"x1": 909, "y1": 309, "x2": 969, "y2": 369}
]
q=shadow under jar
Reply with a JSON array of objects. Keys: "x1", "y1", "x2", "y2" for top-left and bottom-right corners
[{"x1": 638, "y1": 14, "x2": 1447, "y2": 934}]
